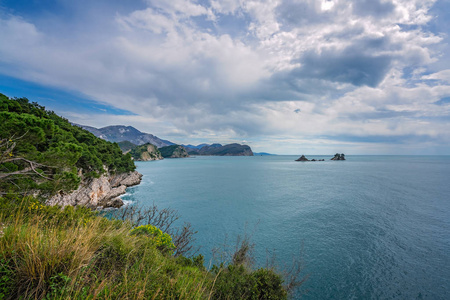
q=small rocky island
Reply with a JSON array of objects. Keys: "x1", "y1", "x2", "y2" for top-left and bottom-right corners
[
  {"x1": 295, "y1": 153, "x2": 345, "y2": 161},
  {"x1": 295, "y1": 155, "x2": 325, "y2": 161},
  {"x1": 331, "y1": 153, "x2": 346, "y2": 160}
]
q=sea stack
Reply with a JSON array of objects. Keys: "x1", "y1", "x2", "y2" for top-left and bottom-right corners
[
  {"x1": 331, "y1": 153, "x2": 346, "y2": 160},
  {"x1": 295, "y1": 155, "x2": 310, "y2": 161}
]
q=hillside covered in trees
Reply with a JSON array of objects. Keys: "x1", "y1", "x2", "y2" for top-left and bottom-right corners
[{"x1": 0, "y1": 93, "x2": 135, "y2": 197}]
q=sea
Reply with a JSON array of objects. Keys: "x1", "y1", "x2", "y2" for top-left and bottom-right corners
[{"x1": 120, "y1": 155, "x2": 450, "y2": 299}]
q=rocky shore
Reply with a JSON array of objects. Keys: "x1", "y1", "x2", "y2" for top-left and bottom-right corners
[{"x1": 46, "y1": 171, "x2": 142, "y2": 209}]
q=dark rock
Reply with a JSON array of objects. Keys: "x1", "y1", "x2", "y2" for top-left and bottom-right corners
[
  {"x1": 331, "y1": 153, "x2": 346, "y2": 160},
  {"x1": 101, "y1": 197, "x2": 124, "y2": 209},
  {"x1": 295, "y1": 155, "x2": 310, "y2": 161}
]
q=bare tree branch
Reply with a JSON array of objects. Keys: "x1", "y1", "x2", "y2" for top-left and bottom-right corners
[
  {"x1": 107, "y1": 203, "x2": 199, "y2": 257},
  {"x1": 0, "y1": 134, "x2": 54, "y2": 182}
]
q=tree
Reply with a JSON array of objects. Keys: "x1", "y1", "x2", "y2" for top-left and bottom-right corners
[{"x1": 0, "y1": 135, "x2": 55, "y2": 195}]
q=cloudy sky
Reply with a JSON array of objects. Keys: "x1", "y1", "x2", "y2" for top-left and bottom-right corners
[{"x1": 1, "y1": 0, "x2": 450, "y2": 154}]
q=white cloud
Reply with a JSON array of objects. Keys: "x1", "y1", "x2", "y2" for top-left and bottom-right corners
[{"x1": 422, "y1": 69, "x2": 450, "y2": 83}]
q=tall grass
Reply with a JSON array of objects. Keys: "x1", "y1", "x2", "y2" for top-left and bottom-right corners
[
  {"x1": 0, "y1": 196, "x2": 293, "y2": 299},
  {"x1": 0, "y1": 197, "x2": 209, "y2": 299}
]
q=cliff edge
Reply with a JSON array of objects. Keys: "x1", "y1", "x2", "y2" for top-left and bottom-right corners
[{"x1": 46, "y1": 171, "x2": 142, "y2": 209}]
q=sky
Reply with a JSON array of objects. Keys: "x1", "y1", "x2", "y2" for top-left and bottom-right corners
[{"x1": 1, "y1": 0, "x2": 450, "y2": 155}]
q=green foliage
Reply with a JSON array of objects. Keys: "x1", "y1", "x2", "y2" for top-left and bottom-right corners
[
  {"x1": 117, "y1": 141, "x2": 137, "y2": 153},
  {"x1": 211, "y1": 265, "x2": 287, "y2": 300},
  {"x1": 129, "y1": 143, "x2": 162, "y2": 160},
  {"x1": 0, "y1": 94, "x2": 135, "y2": 196},
  {"x1": 210, "y1": 237, "x2": 288, "y2": 300},
  {"x1": 130, "y1": 224, "x2": 176, "y2": 254},
  {"x1": 44, "y1": 272, "x2": 71, "y2": 299},
  {"x1": 0, "y1": 258, "x2": 14, "y2": 300},
  {"x1": 176, "y1": 254, "x2": 206, "y2": 272},
  {"x1": 159, "y1": 145, "x2": 189, "y2": 158},
  {"x1": 0, "y1": 195, "x2": 97, "y2": 228}
]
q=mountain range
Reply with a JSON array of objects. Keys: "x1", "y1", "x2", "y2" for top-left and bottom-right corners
[
  {"x1": 77, "y1": 124, "x2": 254, "y2": 156},
  {"x1": 74, "y1": 124, "x2": 174, "y2": 148}
]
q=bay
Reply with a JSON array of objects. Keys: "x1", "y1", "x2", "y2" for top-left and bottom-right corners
[{"x1": 121, "y1": 155, "x2": 450, "y2": 299}]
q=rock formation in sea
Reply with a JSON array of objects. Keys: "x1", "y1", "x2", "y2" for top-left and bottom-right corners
[
  {"x1": 295, "y1": 155, "x2": 326, "y2": 161},
  {"x1": 331, "y1": 153, "x2": 346, "y2": 160},
  {"x1": 46, "y1": 171, "x2": 142, "y2": 209},
  {"x1": 295, "y1": 155, "x2": 310, "y2": 161}
]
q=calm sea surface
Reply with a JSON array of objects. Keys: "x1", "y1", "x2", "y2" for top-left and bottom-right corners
[{"x1": 121, "y1": 155, "x2": 450, "y2": 299}]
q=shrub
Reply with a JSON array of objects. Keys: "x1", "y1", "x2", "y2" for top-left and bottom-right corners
[{"x1": 130, "y1": 224, "x2": 176, "y2": 255}]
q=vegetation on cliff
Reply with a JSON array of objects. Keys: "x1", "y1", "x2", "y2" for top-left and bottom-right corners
[
  {"x1": 159, "y1": 145, "x2": 189, "y2": 158},
  {"x1": 129, "y1": 143, "x2": 163, "y2": 161},
  {"x1": 187, "y1": 143, "x2": 253, "y2": 156},
  {"x1": 117, "y1": 141, "x2": 137, "y2": 153},
  {"x1": 0, "y1": 94, "x2": 135, "y2": 196}
]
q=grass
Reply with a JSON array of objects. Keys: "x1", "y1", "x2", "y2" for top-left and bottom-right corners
[{"x1": 0, "y1": 196, "x2": 291, "y2": 299}]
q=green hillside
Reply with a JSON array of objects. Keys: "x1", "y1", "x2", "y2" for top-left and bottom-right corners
[
  {"x1": 117, "y1": 140, "x2": 137, "y2": 153},
  {"x1": 0, "y1": 93, "x2": 135, "y2": 196},
  {"x1": 159, "y1": 145, "x2": 189, "y2": 158},
  {"x1": 129, "y1": 143, "x2": 163, "y2": 161}
]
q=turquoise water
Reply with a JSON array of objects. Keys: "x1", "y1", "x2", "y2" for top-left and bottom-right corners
[{"x1": 122, "y1": 156, "x2": 450, "y2": 299}]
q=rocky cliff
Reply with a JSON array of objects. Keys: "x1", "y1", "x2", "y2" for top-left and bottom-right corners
[{"x1": 46, "y1": 171, "x2": 142, "y2": 209}]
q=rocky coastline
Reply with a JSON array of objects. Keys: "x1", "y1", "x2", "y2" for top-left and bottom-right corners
[{"x1": 46, "y1": 171, "x2": 142, "y2": 209}]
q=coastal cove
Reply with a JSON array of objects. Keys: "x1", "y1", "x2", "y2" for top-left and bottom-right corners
[{"x1": 122, "y1": 155, "x2": 450, "y2": 299}]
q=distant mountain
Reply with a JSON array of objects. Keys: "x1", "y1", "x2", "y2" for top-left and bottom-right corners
[
  {"x1": 75, "y1": 124, "x2": 174, "y2": 148},
  {"x1": 188, "y1": 143, "x2": 253, "y2": 156}
]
